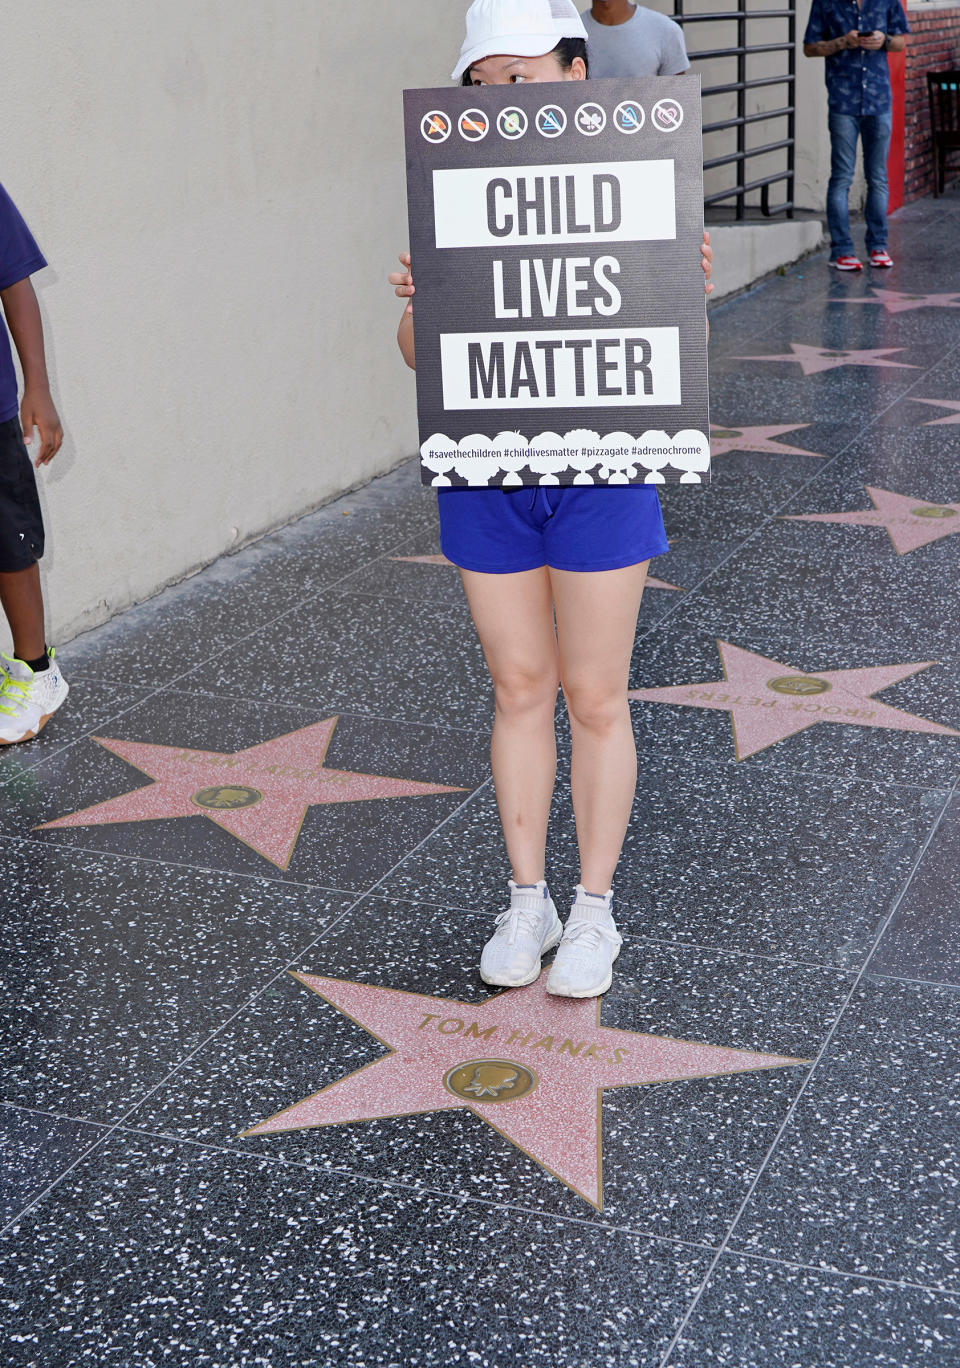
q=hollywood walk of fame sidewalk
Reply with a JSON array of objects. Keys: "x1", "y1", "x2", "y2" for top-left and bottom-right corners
[{"x1": 1, "y1": 188, "x2": 960, "y2": 1367}]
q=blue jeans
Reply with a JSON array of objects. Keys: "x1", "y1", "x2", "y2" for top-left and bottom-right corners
[{"x1": 827, "y1": 111, "x2": 892, "y2": 258}]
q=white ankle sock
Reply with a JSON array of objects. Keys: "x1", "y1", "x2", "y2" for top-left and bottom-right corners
[
  {"x1": 508, "y1": 880, "x2": 552, "y2": 916},
  {"x1": 569, "y1": 886, "x2": 614, "y2": 926}
]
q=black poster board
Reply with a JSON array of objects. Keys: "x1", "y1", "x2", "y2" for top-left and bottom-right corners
[{"x1": 403, "y1": 77, "x2": 709, "y2": 488}]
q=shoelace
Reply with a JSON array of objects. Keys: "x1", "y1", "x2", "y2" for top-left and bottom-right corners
[
  {"x1": 493, "y1": 905, "x2": 548, "y2": 947},
  {"x1": 0, "y1": 674, "x2": 31, "y2": 718},
  {"x1": 559, "y1": 920, "x2": 621, "y2": 952}
]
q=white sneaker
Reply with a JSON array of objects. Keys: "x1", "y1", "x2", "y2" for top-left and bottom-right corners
[
  {"x1": 480, "y1": 880, "x2": 562, "y2": 987},
  {"x1": 0, "y1": 651, "x2": 69, "y2": 744},
  {"x1": 547, "y1": 886, "x2": 622, "y2": 998}
]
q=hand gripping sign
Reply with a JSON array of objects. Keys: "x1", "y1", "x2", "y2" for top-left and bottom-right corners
[{"x1": 404, "y1": 77, "x2": 710, "y2": 487}]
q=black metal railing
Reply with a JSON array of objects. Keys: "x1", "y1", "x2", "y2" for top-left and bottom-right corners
[{"x1": 672, "y1": 0, "x2": 796, "y2": 219}]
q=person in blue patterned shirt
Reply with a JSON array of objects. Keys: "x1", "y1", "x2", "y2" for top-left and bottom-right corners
[{"x1": 804, "y1": 0, "x2": 909, "y2": 270}]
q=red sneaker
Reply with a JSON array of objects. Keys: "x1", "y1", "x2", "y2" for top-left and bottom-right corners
[
  {"x1": 832, "y1": 255, "x2": 863, "y2": 271},
  {"x1": 869, "y1": 249, "x2": 894, "y2": 268}
]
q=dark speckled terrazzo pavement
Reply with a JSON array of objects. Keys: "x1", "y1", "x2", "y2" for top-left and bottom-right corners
[{"x1": 1, "y1": 190, "x2": 960, "y2": 1366}]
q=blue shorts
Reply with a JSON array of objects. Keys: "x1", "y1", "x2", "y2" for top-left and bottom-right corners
[{"x1": 437, "y1": 485, "x2": 668, "y2": 575}]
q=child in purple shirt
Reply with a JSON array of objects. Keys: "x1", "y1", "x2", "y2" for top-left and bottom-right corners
[{"x1": 0, "y1": 181, "x2": 68, "y2": 743}]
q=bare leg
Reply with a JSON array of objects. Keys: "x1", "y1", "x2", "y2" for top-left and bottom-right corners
[
  {"x1": 0, "y1": 563, "x2": 45, "y2": 661},
  {"x1": 550, "y1": 562, "x2": 649, "y2": 893},
  {"x1": 460, "y1": 567, "x2": 560, "y2": 885}
]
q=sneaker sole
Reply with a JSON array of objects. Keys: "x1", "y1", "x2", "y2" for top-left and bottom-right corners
[
  {"x1": 480, "y1": 920, "x2": 563, "y2": 988},
  {"x1": 0, "y1": 711, "x2": 54, "y2": 745},
  {"x1": 869, "y1": 261, "x2": 893, "y2": 268},
  {"x1": 0, "y1": 727, "x2": 38, "y2": 745},
  {"x1": 546, "y1": 944, "x2": 621, "y2": 999},
  {"x1": 832, "y1": 263, "x2": 862, "y2": 272},
  {"x1": 0, "y1": 684, "x2": 69, "y2": 746}
]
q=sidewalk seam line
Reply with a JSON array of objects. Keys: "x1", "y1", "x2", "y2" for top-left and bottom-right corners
[
  {"x1": 637, "y1": 333, "x2": 960, "y2": 649},
  {"x1": 657, "y1": 775, "x2": 960, "y2": 1366},
  {"x1": 0, "y1": 517, "x2": 434, "y2": 786},
  {"x1": 0, "y1": 779, "x2": 491, "y2": 1237}
]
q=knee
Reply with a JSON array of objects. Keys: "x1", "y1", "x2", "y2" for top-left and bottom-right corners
[
  {"x1": 562, "y1": 679, "x2": 627, "y2": 736},
  {"x1": 492, "y1": 666, "x2": 559, "y2": 719}
]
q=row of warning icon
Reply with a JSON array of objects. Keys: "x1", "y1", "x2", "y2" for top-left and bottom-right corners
[{"x1": 421, "y1": 98, "x2": 684, "y2": 145}]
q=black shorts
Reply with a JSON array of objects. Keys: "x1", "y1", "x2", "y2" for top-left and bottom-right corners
[{"x1": 0, "y1": 415, "x2": 44, "y2": 571}]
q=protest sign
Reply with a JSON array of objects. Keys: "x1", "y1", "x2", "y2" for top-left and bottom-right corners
[{"x1": 403, "y1": 77, "x2": 709, "y2": 488}]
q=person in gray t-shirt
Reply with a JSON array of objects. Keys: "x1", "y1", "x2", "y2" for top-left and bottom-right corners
[{"x1": 582, "y1": 0, "x2": 690, "y2": 77}]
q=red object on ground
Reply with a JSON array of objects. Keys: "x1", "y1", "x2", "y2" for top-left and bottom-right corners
[{"x1": 888, "y1": 5, "x2": 908, "y2": 212}]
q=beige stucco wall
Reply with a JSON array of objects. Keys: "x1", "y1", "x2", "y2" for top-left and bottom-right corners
[
  {"x1": 794, "y1": 23, "x2": 835, "y2": 211},
  {"x1": 2, "y1": 1, "x2": 464, "y2": 647}
]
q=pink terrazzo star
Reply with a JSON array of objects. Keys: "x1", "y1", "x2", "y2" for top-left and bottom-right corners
[
  {"x1": 734, "y1": 342, "x2": 916, "y2": 374},
  {"x1": 838, "y1": 288, "x2": 960, "y2": 314},
  {"x1": 38, "y1": 719, "x2": 465, "y2": 869},
  {"x1": 629, "y1": 641, "x2": 959, "y2": 760},
  {"x1": 390, "y1": 554, "x2": 682, "y2": 592},
  {"x1": 243, "y1": 969, "x2": 806, "y2": 1208},
  {"x1": 710, "y1": 422, "x2": 826, "y2": 460},
  {"x1": 784, "y1": 487, "x2": 960, "y2": 555},
  {"x1": 913, "y1": 399, "x2": 960, "y2": 427}
]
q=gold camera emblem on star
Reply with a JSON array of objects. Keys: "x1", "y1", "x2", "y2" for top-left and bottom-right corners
[
  {"x1": 191, "y1": 785, "x2": 264, "y2": 810},
  {"x1": 767, "y1": 675, "x2": 832, "y2": 697},
  {"x1": 443, "y1": 1059, "x2": 538, "y2": 1103}
]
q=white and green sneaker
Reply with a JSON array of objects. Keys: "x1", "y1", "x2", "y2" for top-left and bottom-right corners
[
  {"x1": 547, "y1": 886, "x2": 622, "y2": 998},
  {"x1": 480, "y1": 880, "x2": 562, "y2": 988},
  {"x1": 0, "y1": 650, "x2": 69, "y2": 745}
]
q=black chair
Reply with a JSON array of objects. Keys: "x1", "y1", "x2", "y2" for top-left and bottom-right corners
[{"x1": 927, "y1": 70, "x2": 960, "y2": 197}]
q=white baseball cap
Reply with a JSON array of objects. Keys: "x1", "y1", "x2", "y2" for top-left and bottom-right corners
[{"x1": 452, "y1": 0, "x2": 589, "y2": 81}]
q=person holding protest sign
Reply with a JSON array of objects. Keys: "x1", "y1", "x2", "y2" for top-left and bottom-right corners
[{"x1": 389, "y1": 0, "x2": 713, "y2": 999}]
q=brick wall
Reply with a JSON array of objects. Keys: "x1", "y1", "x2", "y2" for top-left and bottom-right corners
[{"x1": 903, "y1": 2, "x2": 960, "y2": 200}]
